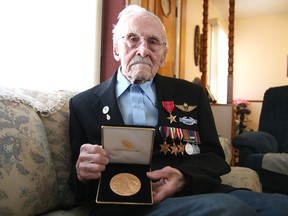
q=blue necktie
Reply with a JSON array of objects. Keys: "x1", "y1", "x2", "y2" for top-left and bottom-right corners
[{"x1": 130, "y1": 84, "x2": 146, "y2": 125}]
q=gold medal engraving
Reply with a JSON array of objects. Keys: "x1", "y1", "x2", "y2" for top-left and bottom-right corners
[{"x1": 110, "y1": 173, "x2": 141, "y2": 196}]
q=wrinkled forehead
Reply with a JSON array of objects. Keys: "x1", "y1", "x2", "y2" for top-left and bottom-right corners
[{"x1": 121, "y1": 15, "x2": 165, "y2": 39}]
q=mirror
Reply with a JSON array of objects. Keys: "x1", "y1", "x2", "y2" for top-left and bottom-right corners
[{"x1": 201, "y1": 0, "x2": 235, "y2": 104}]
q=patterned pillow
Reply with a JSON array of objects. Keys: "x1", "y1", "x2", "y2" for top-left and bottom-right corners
[{"x1": 0, "y1": 100, "x2": 59, "y2": 215}]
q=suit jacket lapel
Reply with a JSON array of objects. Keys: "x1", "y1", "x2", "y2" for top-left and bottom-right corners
[{"x1": 154, "y1": 74, "x2": 177, "y2": 127}]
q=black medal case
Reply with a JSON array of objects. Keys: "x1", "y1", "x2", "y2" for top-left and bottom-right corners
[{"x1": 96, "y1": 126, "x2": 155, "y2": 205}]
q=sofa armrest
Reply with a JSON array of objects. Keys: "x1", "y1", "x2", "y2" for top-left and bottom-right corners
[{"x1": 232, "y1": 131, "x2": 278, "y2": 153}]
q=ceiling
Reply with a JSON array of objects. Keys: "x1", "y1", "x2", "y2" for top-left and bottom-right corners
[{"x1": 211, "y1": 0, "x2": 288, "y2": 19}]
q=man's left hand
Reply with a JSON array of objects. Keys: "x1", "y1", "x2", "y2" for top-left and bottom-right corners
[{"x1": 146, "y1": 166, "x2": 189, "y2": 203}]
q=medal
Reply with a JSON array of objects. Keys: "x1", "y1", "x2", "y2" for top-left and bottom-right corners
[
  {"x1": 188, "y1": 130, "x2": 201, "y2": 154},
  {"x1": 169, "y1": 127, "x2": 178, "y2": 156},
  {"x1": 159, "y1": 126, "x2": 171, "y2": 155},
  {"x1": 176, "y1": 128, "x2": 185, "y2": 155},
  {"x1": 188, "y1": 130, "x2": 201, "y2": 144},
  {"x1": 159, "y1": 126, "x2": 201, "y2": 156},
  {"x1": 162, "y1": 101, "x2": 177, "y2": 123},
  {"x1": 109, "y1": 173, "x2": 141, "y2": 196},
  {"x1": 183, "y1": 129, "x2": 199, "y2": 155},
  {"x1": 190, "y1": 136, "x2": 201, "y2": 154},
  {"x1": 185, "y1": 143, "x2": 194, "y2": 155},
  {"x1": 193, "y1": 144, "x2": 200, "y2": 154}
]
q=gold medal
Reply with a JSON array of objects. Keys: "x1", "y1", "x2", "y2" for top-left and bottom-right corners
[{"x1": 110, "y1": 173, "x2": 141, "y2": 196}]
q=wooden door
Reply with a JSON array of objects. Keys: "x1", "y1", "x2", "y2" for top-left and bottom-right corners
[
  {"x1": 151, "y1": 0, "x2": 177, "y2": 78},
  {"x1": 128, "y1": 0, "x2": 177, "y2": 78}
]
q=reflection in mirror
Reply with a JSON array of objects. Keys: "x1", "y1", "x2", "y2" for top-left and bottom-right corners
[
  {"x1": 208, "y1": 18, "x2": 228, "y2": 104},
  {"x1": 205, "y1": 0, "x2": 235, "y2": 104}
]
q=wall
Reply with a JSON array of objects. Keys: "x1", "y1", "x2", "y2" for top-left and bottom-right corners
[
  {"x1": 100, "y1": 0, "x2": 125, "y2": 82},
  {"x1": 184, "y1": 0, "x2": 226, "y2": 82},
  {"x1": 184, "y1": 0, "x2": 203, "y2": 82},
  {"x1": 234, "y1": 13, "x2": 288, "y2": 130},
  {"x1": 234, "y1": 14, "x2": 288, "y2": 100}
]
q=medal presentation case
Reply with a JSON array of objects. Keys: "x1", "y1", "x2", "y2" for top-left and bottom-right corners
[{"x1": 96, "y1": 126, "x2": 155, "y2": 205}]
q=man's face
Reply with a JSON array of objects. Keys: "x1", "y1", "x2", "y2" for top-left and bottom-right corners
[{"x1": 114, "y1": 15, "x2": 168, "y2": 84}]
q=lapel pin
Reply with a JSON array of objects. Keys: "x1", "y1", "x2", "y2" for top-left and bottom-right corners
[{"x1": 102, "y1": 106, "x2": 109, "y2": 114}]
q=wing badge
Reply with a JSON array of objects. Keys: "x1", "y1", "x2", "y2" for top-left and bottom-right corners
[{"x1": 175, "y1": 103, "x2": 197, "y2": 112}]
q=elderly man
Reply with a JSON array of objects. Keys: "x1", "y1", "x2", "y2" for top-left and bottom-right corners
[{"x1": 69, "y1": 4, "x2": 288, "y2": 216}]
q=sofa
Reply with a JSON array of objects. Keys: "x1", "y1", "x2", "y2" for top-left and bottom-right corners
[{"x1": 0, "y1": 87, "x2": 261, "y2": 216}]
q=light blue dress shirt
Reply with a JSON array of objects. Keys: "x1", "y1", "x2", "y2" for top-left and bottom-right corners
[{"x1": 116, "y1": 68, "x2": 158, "y2": 126}]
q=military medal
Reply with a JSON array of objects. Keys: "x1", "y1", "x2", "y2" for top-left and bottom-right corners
[
  {"x1": 189, "y1": 131, "x2": 201, "y2": 154},
  {"x1": 109, "y1": 173, "x2": 141, "y2": 196},
  {"x1": 183, "y1": 129, "x2": 194, "y2": 155},
  {"x1": 162, "y1": 101, "x2": 177, "y2": 123},
  {"x1": 169, "y1": 127, "x2": 178, "y2": 156},
  {"x1": 159, "y1": 126, "x2": 171, "y2": 155},
  {"x1": 159, "y1": 126, "x2": 201, "y2": 156},
  {"x1": 176, "y1": 128, "x2": 185, "y2": 155},
  {"x1": 185, "y1": 142, "x2": 194, "y2": 155}
]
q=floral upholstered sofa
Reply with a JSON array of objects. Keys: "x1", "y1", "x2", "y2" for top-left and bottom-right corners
[{"x1": 0, "y1": 87, "x2": 261, "y2": 216}]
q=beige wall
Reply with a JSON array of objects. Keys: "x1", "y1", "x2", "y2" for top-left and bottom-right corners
[
  {"x1": 234, "y1": 13, "x2": 288, "y2": 130},
  {"x1": 184, "y1": 0, "x2": 203, "y2": 82},
  {"x1": 234, "y1": 14, "x2": 288, "y2": 100}
]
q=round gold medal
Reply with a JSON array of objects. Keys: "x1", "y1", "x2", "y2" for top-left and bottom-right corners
[{"x1": 109, "y1": 173, "x2": 141, "y2": 196}]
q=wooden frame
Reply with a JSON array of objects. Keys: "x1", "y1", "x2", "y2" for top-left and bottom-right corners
[{"x1": 200, "y1": 0, "x2": 235, "y2": 104}]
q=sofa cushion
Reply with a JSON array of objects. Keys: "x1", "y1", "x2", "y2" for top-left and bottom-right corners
[
  {"x1": 40, "y1": 91, "x2": 77, "y2": 207},
  {"x1": 0, "y1": 100, "x2": 59, "y2": 215}
]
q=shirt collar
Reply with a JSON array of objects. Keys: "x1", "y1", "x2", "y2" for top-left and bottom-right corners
[
  {"x1": 139, "y1": 80, "x2": 156, "y2": 105},
  {"x1": 116, "y1": 67, "x2": 131, "y2": 98},
  {"x1": 116, "y1": 67, "x2": 156, "y2": 105}
]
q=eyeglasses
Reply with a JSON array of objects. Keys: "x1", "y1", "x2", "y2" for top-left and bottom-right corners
[{"x1": 121, "y1": 33, "x2": 166, "y2": 52}]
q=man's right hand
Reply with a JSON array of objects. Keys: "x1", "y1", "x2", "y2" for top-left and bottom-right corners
[{"x1": 75, "y1": 144, "x2": 109, "y2": 182}]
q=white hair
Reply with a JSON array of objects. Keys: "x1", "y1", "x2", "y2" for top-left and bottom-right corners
[{"x1": 112, "y1": 5, "x2": 167, "y2": 47}]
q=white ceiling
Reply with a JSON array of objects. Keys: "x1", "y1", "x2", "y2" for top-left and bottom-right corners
[{"x1": 211, "y1": 0, "x2": 288, "y2": 19}]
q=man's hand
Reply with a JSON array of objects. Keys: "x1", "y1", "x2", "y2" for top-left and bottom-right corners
[
  {"x1": 146, "y1": 166, "x2": 189, "y2": 203},
  {"x1": 76, "y1": 144, "x2": 109, "y2": 182}
]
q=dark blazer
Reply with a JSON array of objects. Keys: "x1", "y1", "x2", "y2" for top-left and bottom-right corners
[{"x1": 68, "y1": 72, "x2": 232, "y2": 202}]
